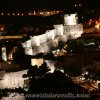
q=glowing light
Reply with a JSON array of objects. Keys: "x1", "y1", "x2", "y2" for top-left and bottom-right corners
[
  {"x1": 1, "y1": 27, "x2": 4, "y2": 31},
  {"x1": 47, "y1": 12, "x2": 49, "y2": 14},
  {"x1": 0, "y1": 10, "x2": 63, "y2": 17},
  {"x1": 85, "y1": 71, "x2": 88, "y2": 75},
  {"x1": 95, "y1": 24, "x2": 100, "y2": 29},
  {"x1": 24, "y1": 88, "x2": 28, "y2": 91},
  {"x1": 79, "y1": 4, "x2": 81, "y2": 6},
  {"x1": 34, "y1": 11, "x2": 36, "y2": 15},
  {"x1": 81, "y1": 77, "x2": 85, "y2": 80},
  {"x1": 95, "y1": 21, "x2": 100, "y2": 29},
  {"x1": 18, "y1": 13, "x2": 20, "y2": 16},
  {"x1": 13, "y1": 13, "x2": 15, "y2": 15},
  {"x1": 8, "y1": 13, "x2": 10, "y2": 16},
  {"x1": 74, "y1": 4, "x2": 77, "y2": 7},
  {"x1": 29, "y1": 13, "x2": 31, "y2": 15},
  {"x1": 57, "y1": 49, "x2": 60, "y2": 52},
  {"x1": 1, "y1": 13, "x2": 3, "y2": 15},
  {"x1": 0, "y1": 35, "x2": 24, "y2": 39},
  {"x1": 1, "y1": 46, "x2": 7, "y2": 61},
  {"x1": 8, "y1": 53, "x2": 13, "y2": 60},
  {"x1": 40, "y1": 12, "x2": 43, "y2": 15}
]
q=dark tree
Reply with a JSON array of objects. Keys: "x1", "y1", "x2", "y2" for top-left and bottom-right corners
[
  {"x1": 37, "y1": 61, "x2": 50, "y2": 77},
  {"x1": 26, "y1": 61, "x2": 50, "y2": 79},
  {"x1": 27, "y1": 65, "x2": 38, "y2": 79}
]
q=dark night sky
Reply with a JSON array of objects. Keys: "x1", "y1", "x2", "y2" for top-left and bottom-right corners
[
  {"x1": 0, "y1": 0, "x2": 81, "y2": 11},
  {"x1": 83, "y1": 0, "x2": 100, "y2": 9},
  {"x1": 0, "y1": 0, "x2": 99, "y2": 11}
]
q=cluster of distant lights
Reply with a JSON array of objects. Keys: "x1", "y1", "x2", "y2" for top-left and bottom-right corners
[
  {"x1": 74, "y1": 4, "x2": 82, "y2": 7},
  {"x1": 0, "y1": 35, "x2": 24, "y2": 39},
  {"x1": 0, "y1": 10, "x2": 63, "y2": 17},
  {"x1": 29, "y1": 10, "x2": 63, "y2": 16}
]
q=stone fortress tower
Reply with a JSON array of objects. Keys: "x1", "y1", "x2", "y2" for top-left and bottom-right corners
[
  {"x1": 22, "y1": 13, "x2": 83, "y2": 55},
  {"x1": 63, "y1": 13, "x2": 83, "y2": 39}
]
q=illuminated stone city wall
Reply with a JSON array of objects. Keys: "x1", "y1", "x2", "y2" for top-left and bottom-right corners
[
  {"x1": 61, "y1": 35, "x2": 68, "y2": 42},
  {"x1": 41, "y1": 42, "x2": 50, "y2": 53},
  {"x1": 0, "y1": 70, "x2": 28, "y2": 89},
  {"x1": 46, "y1": 29, "x2": 56, "y2": 40},
  {"x1": 54, "y1": 24, "x2": 63, "y2": 36},
  {"x1": 22, "y1": 13, "x2": 83, "y2": 55},
  {"x1": 64, "y1": 24, "x2": 83, "y2": 39},
  {"x1": 24, "y1": 47, "x2": 33, "y2": 55},
  {"x1": 30, "y1": 29, "x2": 56, "y2": 47}
]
